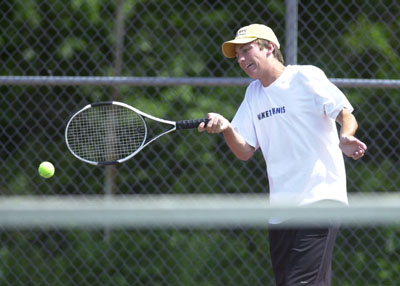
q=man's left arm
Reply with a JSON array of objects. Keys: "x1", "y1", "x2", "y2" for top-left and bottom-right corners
[{"x1": 336, "y1": 108, "x2": 367, "y2": 160}]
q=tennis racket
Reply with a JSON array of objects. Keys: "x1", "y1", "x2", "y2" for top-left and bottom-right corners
[{"x1": 65, "y1": 101, "x2": 208, "y2": 165}]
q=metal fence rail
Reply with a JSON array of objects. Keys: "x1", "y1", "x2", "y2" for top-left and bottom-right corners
[{"x1": 2, "y1": 76, "x2": 400, "y2": 88}]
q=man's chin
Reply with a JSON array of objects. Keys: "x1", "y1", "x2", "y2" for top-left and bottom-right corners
[{"x1": 246, "y1": 71, "x2": 258, "y2": 79}]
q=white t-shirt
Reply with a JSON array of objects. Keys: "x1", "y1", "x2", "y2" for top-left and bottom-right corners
[{"x1": 231, "y1": 65, "x2": 352, "y2": 208}]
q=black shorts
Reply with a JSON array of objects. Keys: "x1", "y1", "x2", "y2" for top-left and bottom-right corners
[{"x1": 268, "y1": 223, "x2": 339, "y2": 286}]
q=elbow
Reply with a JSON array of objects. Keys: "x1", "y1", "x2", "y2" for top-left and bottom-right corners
[
  {"x1": 238, "y1": 155, "x2": 252, "y2": 161},
  {"x1": 234, "y1": 150, "x2": 254, "y2": 161},
  {"x1": 236, "y1": 155, "x2": 248, "y2": 161}
]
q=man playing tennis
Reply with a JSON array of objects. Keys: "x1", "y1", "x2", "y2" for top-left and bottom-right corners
[{"x1": 198, "y1": 24, "x2": 367, "y2": 286}]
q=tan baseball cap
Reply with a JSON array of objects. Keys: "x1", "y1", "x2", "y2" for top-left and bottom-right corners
[{"x1": 222, "y1": 24, "x2": 280, "y2": 58}]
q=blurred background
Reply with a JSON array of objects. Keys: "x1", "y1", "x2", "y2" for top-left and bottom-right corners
[{"x1": 1, "y1": 0, "x2": 399, "y2": 285}]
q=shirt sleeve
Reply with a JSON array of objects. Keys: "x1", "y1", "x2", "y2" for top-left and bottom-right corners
[
  {"x1": 231, "y1": 89, "x2": 259, "y2": 149},
  {"x1": 304, "y1": 66, "x2": 354, "y2": 120}
]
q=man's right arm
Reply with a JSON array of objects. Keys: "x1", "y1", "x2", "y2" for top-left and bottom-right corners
[
  {"x1": 222, "y1": 124, "x2": 255, "y2": 161},
  {"x1": 198, "y1": 113, "x2": 255, "y2": 161}
]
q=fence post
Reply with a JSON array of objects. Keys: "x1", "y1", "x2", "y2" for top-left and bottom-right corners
[{"x1": 285, "y1": 0, "x2": 298, "y2": 65}]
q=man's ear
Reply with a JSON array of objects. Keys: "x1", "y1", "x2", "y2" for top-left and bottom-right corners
[{"x1": 265, "y1": 43, "x2": 275, "y2": 57}]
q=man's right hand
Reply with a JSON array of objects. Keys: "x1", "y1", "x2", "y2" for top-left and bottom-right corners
[{"x1": 198, "y1": 113, "x2": 230, "y2": 134}]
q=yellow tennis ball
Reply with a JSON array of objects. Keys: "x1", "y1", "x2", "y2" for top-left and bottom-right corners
[{"x1": 38, "y1": 161, "x2": 55, "y2": 179}]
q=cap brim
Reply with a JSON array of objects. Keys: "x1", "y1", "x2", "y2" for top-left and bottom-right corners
[{"x1": 222, "y1": 38, "x2": 257, "y2": 58}]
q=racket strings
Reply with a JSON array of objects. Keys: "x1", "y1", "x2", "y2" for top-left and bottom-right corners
[{"x1": 67, "y1": 105, "x2": 146, "y2": 163}]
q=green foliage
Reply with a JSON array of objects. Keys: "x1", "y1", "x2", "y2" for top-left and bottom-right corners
[
  {"x1": 343, "y1": 14, "x2": 400, "y2": 77},
  {"x1": 0, "y1": 229, "x2": 271, "y2": 285},
  {"x1": 334, "y1": 227, "x2": 400, "y2": 286}
]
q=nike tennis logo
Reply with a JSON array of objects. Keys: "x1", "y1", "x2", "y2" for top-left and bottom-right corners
[{"x1": 256, "y1": 106, "x2": 286, "y2": 120}]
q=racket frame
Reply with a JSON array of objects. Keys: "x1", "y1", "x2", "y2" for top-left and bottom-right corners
[{"x1": 65, "y1": 101, "x2": 178, "y2": 165}]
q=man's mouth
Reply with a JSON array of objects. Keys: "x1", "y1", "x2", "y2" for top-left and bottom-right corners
[{"x1": 246, "y1": 63, "x2": 253, "y2": 70}]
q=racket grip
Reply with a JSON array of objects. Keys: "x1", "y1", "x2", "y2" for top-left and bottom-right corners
[{"x1": 176, "y1": 118, "x2": 209, "y2": 130}]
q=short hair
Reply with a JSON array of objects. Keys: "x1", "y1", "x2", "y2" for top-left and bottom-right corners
[{"x1": 254, "y1": 39, "x2": 285, "y2": 64}]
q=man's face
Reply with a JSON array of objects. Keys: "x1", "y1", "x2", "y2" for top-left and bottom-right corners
[{"x1": 235, "y1": 41, "x2": 267, "y2": 79}]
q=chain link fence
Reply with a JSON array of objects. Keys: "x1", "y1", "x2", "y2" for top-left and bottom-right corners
[{"x1": 1, "y1": 0, "x2": 399, "y2": 285}]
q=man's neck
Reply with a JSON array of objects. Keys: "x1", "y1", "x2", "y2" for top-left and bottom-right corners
[{"x1": 260, "y1": 62, "x2": 286, "y2": 87}]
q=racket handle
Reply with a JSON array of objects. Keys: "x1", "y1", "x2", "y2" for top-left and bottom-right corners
[{"x1": 176, "y1": 118, "x2": 209, "y2": 130}]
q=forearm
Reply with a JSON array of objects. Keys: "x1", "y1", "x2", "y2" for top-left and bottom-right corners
[
  {"x1": 223, "y1": 124, "x2": 255, "y2": 161},
  {"x1": 199, "y1": 112, "x2": 255, "y2": 161},
  {"x1": 336, "y1": 109, "x2": 358, "y2": 137},
  {"x1": 336, "y1": 108, "x2": 367, "y2": 160}
]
